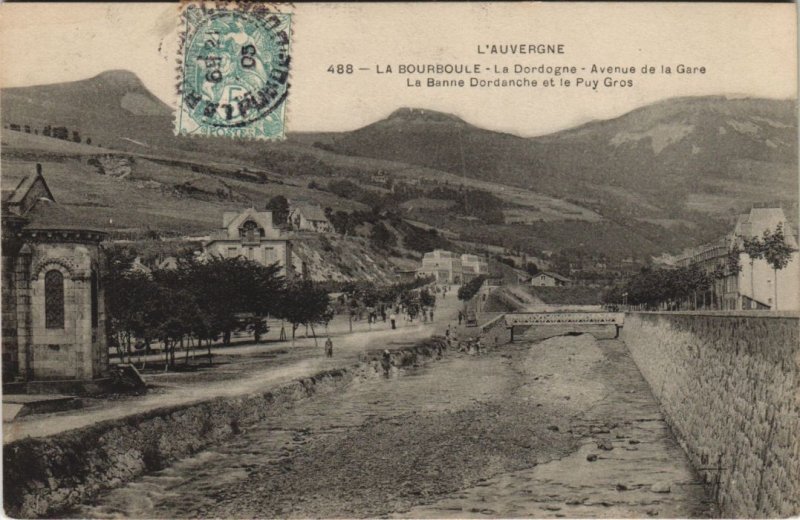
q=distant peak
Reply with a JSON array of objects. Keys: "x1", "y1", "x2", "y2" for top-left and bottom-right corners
[{"x1": 386, "y1": 107, "x2": 466, "y2": 124}]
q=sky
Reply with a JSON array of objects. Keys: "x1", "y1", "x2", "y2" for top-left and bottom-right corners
[{"x1": 0, "y1": 2, "x2": 796, "y2": 136}]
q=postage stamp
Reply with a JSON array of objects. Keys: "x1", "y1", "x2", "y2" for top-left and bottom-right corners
[{"x1": 176, "y1": 5, "x2": 291, "y2": 140}]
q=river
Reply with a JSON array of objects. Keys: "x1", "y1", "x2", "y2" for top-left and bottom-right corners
[{"x1": 70, "y1": 335, "x2": 717, "y2": 518}]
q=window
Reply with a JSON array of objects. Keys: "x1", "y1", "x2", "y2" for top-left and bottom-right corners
[
  {"x1": 91, "y1": 270, "x2": 98, "y2": 328},
  {"x1": 44, "y1": 270, "x2": 64, "y2": 329},
  {"x1": 240, "y1": 220, "x2": 263, "y2": 242}
]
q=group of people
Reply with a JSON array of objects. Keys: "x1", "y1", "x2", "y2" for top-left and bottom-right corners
[
  {"x1": 444, "y1": 323, "x2": 481, "y2": 354},
  {"x1": 322, "y1": 283, "x2": 491, "y2": 360}
]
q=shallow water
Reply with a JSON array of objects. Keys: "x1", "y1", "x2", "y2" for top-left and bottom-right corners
[{"x1": 71, "y1": 337, "x2": 717, "y2": 519}]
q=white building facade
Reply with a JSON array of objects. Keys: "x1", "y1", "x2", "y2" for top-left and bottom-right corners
[
  {"x1": 418, "y1": 249, "x2": 463, "y2": 283},
  {"x1": 676, "y1": 207, "x2": 799, "y2": 311},
  {"x1": 460, "y1": 254, "x2": 489, "y2": 282},
  {"x1": 204, "y1": 208, "x2": 294, "y2": 279}
]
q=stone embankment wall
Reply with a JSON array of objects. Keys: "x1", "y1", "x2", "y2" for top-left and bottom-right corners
[
  {"x1": 477, "y1": 314, "x2": 513, "y2": 347},
  {"x1": 621, "y1": 312, "x2": 799, "y2": 518},
  {"x1": 4, "y1": 338, "x2": 447, "y2": 518}
]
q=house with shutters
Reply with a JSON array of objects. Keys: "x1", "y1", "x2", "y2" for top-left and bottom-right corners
[
  {"x1": 203, "y1": 208, "x2": 294, "y2": 278},
  {"x1": 288, "y1": 203, "x2": 333, "y2": 233}
]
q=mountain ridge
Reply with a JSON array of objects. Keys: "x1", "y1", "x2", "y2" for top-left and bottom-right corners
[{"x1": 2, "y1": 70, "x2": 796, "y2": 262}]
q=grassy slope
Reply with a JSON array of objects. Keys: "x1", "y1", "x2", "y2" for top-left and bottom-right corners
[{"x1": 525, "y1": 285, "x2": 604, "y2": 305}]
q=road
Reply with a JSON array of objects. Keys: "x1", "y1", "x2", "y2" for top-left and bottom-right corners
[{"x1": 70, "y1": 334, "x2": 717, "y2": 519}]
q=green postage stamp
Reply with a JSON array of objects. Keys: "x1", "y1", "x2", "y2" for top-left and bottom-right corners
[{"x1": 176, "y1": 4, "x2": 291, "y2": 140}]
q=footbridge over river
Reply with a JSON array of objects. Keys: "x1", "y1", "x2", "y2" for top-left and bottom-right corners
[{"x1": 478, "y1": 311, "x2": 625, "y2": 344}]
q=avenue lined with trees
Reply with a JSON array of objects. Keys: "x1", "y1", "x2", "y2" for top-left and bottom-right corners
[
  {"x1": 103, "y1": 247, "x2": 439, "y2": 370},
  {"x1": 104, "y1": 251, "x2": 332, "y2": 369}
]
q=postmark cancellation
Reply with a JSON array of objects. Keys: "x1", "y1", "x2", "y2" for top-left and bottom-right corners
[{"x1": 176, "y1": 4, "x2": 291, "y2": 140}]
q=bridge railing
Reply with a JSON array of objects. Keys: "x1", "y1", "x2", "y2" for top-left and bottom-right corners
[
  {"x1": 471, "y1": 311, "x2": 626, "y2": 345},
  {"x1": 504, "y1": 311, "x2": 625, "y2": 327}
]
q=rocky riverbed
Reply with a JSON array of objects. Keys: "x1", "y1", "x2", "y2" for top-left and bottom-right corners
[{"x1": 71, "y1": 335, "x2": 717, "y2": 518}]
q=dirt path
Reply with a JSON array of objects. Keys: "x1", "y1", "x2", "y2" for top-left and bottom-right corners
[{"x1": 71, "y1": 335, "x2": 717, "y2": 519}]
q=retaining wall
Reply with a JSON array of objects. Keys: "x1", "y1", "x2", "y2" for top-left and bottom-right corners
[
  {"x1": 477, "y1": 314, "x2": 513, "y2": 346},
  {"x1": 621, "y1": 312, "x2": 800, "y2": 518},
  {"x1": 3, "y1": 338, "x2": 448, "y2": 518}
]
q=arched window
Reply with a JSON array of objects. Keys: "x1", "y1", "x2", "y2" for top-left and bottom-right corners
[
  {"x1": 44, "y1": 270, "x2": 65, "y2": 329},
  {"x1": 240, "y1": 220, "x2": 264, "y2": 242}
]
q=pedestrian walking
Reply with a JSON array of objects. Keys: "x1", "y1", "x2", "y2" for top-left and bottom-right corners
[
  {"x1": 458, "y1": 310, "x2": 463, "y2": 325},
  {"x1": 390, "y1": 313, "x2": 397, "y2": 329},
  {"x1": 324, "y1": 337, "x2": 333, "y2": 357},
  {"x1": 429, "y1": 309, "x2": 434, "y2": 322}
]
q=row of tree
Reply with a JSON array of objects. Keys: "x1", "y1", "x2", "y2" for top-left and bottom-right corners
[
  {"x1": 604, "y1": 224, "x2": 795, "y2": 310},
  {"x1": 104, "y1": 252, "x2": 332, "y2": 369},
  {"x1": 335, "y1": 276, "x2": 436, "y2": 329},
  {"x1": 603, "y1": 264, "x2": 718, "y2": 310}
]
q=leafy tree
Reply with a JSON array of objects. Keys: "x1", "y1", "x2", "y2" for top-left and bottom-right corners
[
  {"x1": 278, "y1": 280, "x2": 331, "y2": 345},
  {"x1": 741, "y1": 234, "x2": 765, "y2": 307},
  {"x1": 419, "y1": 288, "x2": 436, "y2": 309},
  {"x1": 458, "y1": 275, "x2": 487, "y2": 302},
  {"x1": 329, "y1": 210, "x2": 352, "y2": 235},
  {"x1": 710, "y1": 263, "x2": 727, "y2": 309},
  {"x1": 761, "y1": 224, "x2": 795, "y2": 310},
  {"x1": 369, "y1": 221, "x2": 396, "y2": 250},
  {"x1": 266, "y1": 195, "x2": 290, "y2": 225},
  {"x1": 400, "y1": 290, "x2": 421, "y2": 320}
]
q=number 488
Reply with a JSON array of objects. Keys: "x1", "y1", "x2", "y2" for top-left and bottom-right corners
[{"x1": 327, "y1": 64, "x2": 353, "y2": 74}]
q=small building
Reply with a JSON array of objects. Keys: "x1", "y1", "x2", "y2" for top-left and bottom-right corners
[
  {"x1": 2, "y1": 164, "x2": 109, "y2": 383},
  {"x1": 417, "y1": 249, "x2": 463, "y2": 284},
  {"x1": 395, "y1": 268, "x2": 419, "y2": 283},
  {"x1": 203, "y1": 208, "x2": 294, "y2": 278},
  {"x1": 531, "y1": 271, "x2": 572, "y2": 287},
  {"x1": 370, "y1": 173, "x2": 389, "y2": 186},
  {"x1": 460, "y1": 254, "x2": 489, "y2": 282},
  {"x1": 288, "y1": 203, "x2": 333, "y2": 233}
]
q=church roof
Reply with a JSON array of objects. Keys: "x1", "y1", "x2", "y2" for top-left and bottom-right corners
[
  {"x1": 2, "y1": 165, "x2": 107, "y2": 235},
  {"x1": 23, "y1": 200, "x2": 107, "y2": 233}
]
